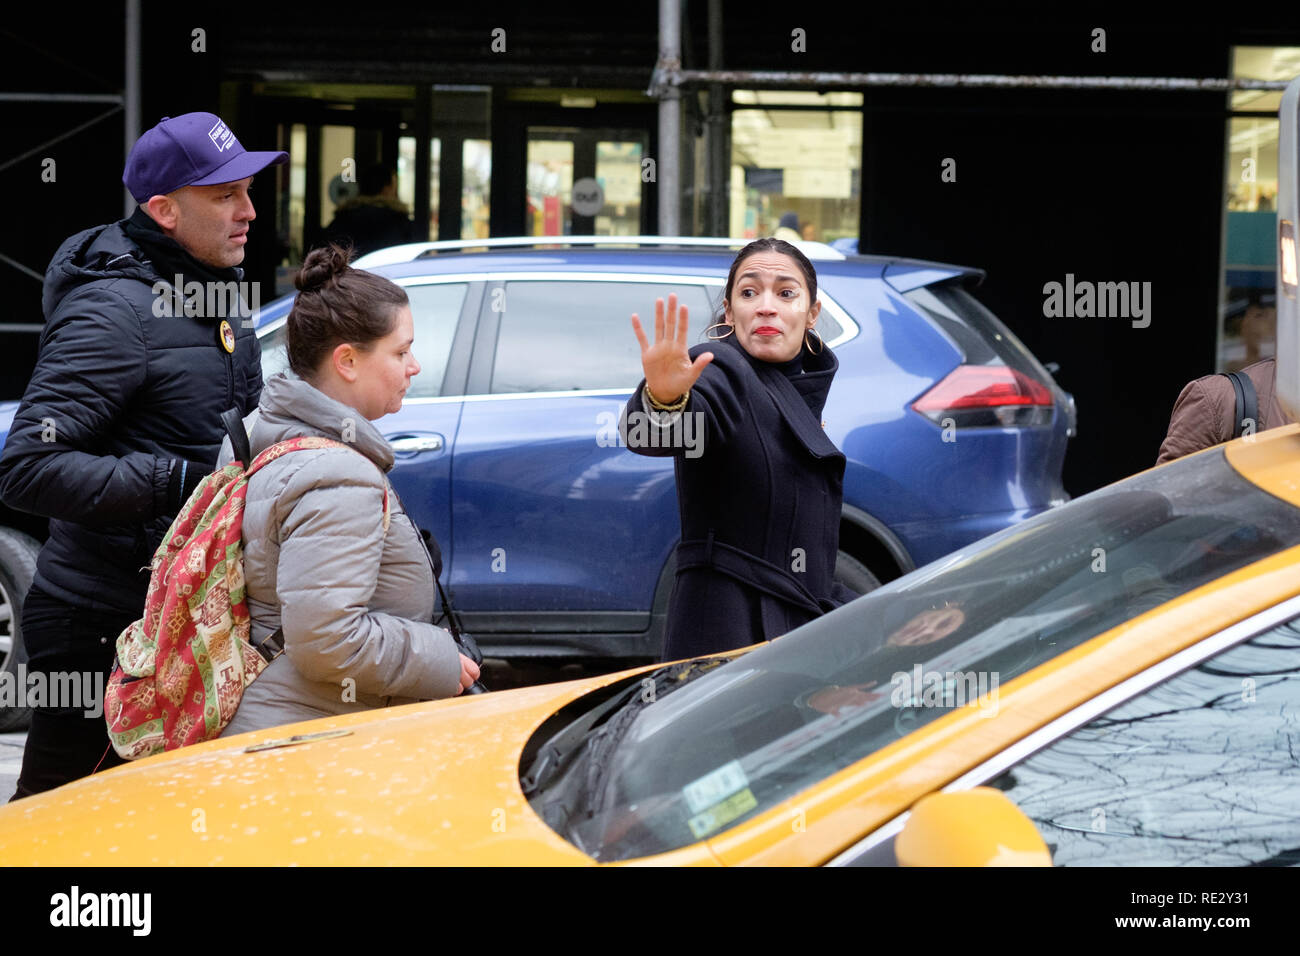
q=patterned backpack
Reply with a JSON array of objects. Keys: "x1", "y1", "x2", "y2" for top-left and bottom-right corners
[{"x1": 105, "y1": 431, "x2": 389, "y2": 759}]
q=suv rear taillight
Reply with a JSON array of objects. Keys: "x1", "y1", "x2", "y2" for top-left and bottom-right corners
[{"x1": 912, "y1": 365, "x2": 1054, "y2": 428}]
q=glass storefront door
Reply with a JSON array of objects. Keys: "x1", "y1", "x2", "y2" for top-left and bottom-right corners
[
  {"x1": 728, "y1": 91, "x2": 863, "y2": 245},
  {"x1": 1220, "y1": 47, "x2": 1300, "y2": 371},
  {"x1": 526, "y1": 127, "x2": 649, "y2": 236}
]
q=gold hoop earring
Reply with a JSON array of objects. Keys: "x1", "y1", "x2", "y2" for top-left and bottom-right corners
[
  {"x1": 704, "y1": 322, "x2": 735, "y2": 341},
  {"x1": 804, "y1": 328, "x2": 824, "y2": 354}
]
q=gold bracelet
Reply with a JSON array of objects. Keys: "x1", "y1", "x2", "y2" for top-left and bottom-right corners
[{"x1": 644, "y1": 384, "x2": 689, "y2": 412}]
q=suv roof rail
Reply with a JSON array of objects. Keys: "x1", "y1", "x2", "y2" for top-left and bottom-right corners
[{"x1": 351, "y1": 235, "x2": 847, "y2": 268}]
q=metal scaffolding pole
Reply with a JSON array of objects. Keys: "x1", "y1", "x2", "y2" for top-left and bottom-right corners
[
  {"x1": 125, "y1": 0, "x2": 141, "y2": 217},
  {"x1": 0, "y1": 7, "x2": 134, "y2": 288},
  {"x1": 706, "y1": 0, "x2": 727, "y2": 237},
  {"x1": 642, "y1": 41, "x2": 1296, "y2": 237},
  {"x1": 666, "y1": 69, "x2": 1295, "y2": 92},
  {"x1": 0, "y1": 93, "x2": 122, "y2": 103},
  {"x1": 654, "y1": 0, "x2": 681, "y2": 235}
]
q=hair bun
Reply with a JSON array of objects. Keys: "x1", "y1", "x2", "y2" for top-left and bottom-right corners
[{"x1": 294, "y1": 243, "x2": 353, "y2": 293}]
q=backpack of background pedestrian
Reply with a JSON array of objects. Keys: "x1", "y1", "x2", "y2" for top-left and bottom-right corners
[{"x1": 1223, "y1": 371, "x2": 1258, "y2": 440}]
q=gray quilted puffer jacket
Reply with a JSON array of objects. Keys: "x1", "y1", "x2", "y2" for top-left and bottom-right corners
[{"x1": 217, "y1": 370, "x2": 462, "y2": 737}]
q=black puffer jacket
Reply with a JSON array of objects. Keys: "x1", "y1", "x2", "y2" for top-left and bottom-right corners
[{"x1": 0, "y1": 212, "x2": 262, "y2": 614}]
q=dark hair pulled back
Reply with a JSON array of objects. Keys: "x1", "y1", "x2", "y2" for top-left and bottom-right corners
[
  {"x1": 287, "y1": 243, "x2": 409, "y2": 379},
  {"x1": 723, "y1": 237, "x2": 818, "y2": 304}
]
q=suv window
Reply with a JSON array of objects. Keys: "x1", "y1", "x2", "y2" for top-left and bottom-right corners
[
  {"x1": 405, "y1": 282, "x2": 467, "y2": 398},
  {"x1": 813, "y1": 308, "x2": 842, "y2": 343},
  {"x1": 490, "y1": 281, "x2": 717, "y2": 393},
  {"x1": 990, "y1": 614, "x2": 1300, "y2": 866},
  {"x1": 260, "y1": 323, "x2": 291, "y2": 381},
  {"x1": 257, "y1": 281, "x2": 467, "y2": 397}
]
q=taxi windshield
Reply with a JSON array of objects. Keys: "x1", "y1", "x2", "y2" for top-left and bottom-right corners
[{"x1": 528, "y1": 446, "x2": 1300, "y2": 861}]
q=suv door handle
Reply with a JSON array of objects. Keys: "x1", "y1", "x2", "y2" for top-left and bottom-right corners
[{"x1": 388, "y1": 434, "x2": 444, "y2": 453}]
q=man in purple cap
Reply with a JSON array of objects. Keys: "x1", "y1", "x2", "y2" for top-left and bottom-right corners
[{"x1": 0, "y1": 112, "x2": 287, "y2": 798}]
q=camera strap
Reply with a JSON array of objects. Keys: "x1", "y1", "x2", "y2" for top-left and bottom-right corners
[{"x1": 433, "y1": 573, "x2": 466, "y2": 643}]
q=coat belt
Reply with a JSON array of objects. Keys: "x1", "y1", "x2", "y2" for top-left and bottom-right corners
[{"x1": 675, "y1": 533, "x2": 833, "y2": 617}]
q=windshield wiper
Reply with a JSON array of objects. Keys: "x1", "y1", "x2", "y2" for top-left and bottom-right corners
[
  {"x1": 574, "y1": 657, "x2": 731, "y2": 813},
  {"x1": 520, "y1": 679, "x2": 643, "y2": 796},
  {"x1": 520, "y1": 657, "x2": 731, "y2": 799}
]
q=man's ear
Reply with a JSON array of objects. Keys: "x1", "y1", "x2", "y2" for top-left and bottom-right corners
[
  {"x1": 144, "y1": 193, "x2": 180, "y2": 232},
  {"x1": 331, "y1": 342, "x2": 358, "y2": 383}
]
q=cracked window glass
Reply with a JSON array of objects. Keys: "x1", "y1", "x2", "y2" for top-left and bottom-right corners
[{"x1": 991, "y1": 616, "x2": 1300, "y2": 866}]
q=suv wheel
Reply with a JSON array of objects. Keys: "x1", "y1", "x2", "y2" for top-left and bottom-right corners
[
  {"x1": 834, "y1": 549, "x2": 881, "y2": 597},
  {"x1": 0, "y1": 528, "x2": 41, "y2": 733}
]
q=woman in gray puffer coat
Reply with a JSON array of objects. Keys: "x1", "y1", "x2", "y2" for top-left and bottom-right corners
[{"x1": 219, "y1": 245, "x2": 478, "y2": 736}]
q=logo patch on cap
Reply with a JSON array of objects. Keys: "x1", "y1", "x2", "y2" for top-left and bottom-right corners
[{"x1": 208, "y1": 120, "x2": 237, "y2": 153}]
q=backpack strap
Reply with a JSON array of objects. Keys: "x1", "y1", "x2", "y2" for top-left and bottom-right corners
[
  {"x1": 221, "y1": 407, "x2": 253, "y2": 466},
  {"x1": 248, "y1": 627, "x2": 285, "y2": 663},
  {"x1": 1222, "y1": 372, "x2": 1258, "y2": 438},
  {"x1": 240, "y1": 435, "x2": 390, "y2": 663}
]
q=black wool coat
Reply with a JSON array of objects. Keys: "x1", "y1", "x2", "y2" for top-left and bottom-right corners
[{"x1": 622, "y1": 334, "x2": 849, "y2": 660}]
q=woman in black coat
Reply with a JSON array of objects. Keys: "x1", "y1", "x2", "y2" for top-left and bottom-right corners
[{"x1": 623, "y1": 238, "x2": 853, "y2": 661}]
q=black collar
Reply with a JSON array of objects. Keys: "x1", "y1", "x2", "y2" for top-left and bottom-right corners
[
  {"x1": 122, "y1": 207, "x2": 244, "y2": 308},
  {"x1": 725, "y1": 335, "x2": 843, "y2": 460}
]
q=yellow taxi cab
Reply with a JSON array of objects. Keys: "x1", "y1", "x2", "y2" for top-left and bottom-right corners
[{"x1": 1, "y1": 419, "x2": 1299, "y2": 866}]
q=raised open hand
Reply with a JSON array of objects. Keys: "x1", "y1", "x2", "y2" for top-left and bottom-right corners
[{"x1": 630, "y1": 293, "x2": 714, "y2": 404}]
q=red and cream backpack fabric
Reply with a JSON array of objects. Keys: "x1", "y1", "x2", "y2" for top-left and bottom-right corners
[{"x1": 105, "y1": 436, "x2": 389, "y2": 759}]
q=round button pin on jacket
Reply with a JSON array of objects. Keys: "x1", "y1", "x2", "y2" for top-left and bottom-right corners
[{"x1": 219, "y1": 320, "x2": 236, "y2": 353}]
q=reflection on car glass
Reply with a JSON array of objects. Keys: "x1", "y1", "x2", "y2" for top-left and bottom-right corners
[
  {"x1": 491, "y1": 282, "x2": 714, "y2": 394},
  {"x1": 992, "y1": 617, "x2": 1300, "y2": 866}
]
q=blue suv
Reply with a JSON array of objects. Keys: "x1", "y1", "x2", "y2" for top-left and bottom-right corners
[{"x1": 0, "y1": 237, "x2": 1074, "y2": 685}]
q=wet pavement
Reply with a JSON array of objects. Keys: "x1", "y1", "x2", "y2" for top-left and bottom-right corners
[{"x1": 0, "y1": 732, "x2": 23, "y2": 802}]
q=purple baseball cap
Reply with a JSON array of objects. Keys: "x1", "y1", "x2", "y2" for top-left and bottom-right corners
[{"x1": 123, "y1": 112, "x2": 288, "y2": 203}]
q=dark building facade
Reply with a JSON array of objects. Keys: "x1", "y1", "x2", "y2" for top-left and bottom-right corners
[{"x1": 4, "y1": 2, "x2": 1299, "y2": 497}]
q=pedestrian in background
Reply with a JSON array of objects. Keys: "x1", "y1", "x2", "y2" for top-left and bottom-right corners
[
  {"x1": 322, "y1": 162, "x2": 414, "y2": 258},
  {"x1": 0, "y1": 112, "x2": 285, "y2": 798},
  {"x1": 773, "y1": 212, "x2": 802, "y2": 242},
  {"x1": 1156, "y1": 357, "x2": 1292, "y2": 465}
]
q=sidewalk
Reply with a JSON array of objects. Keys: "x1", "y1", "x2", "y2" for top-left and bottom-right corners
[{"x1": 0, "y1": 731, "x2": 24, "y2": 802}]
